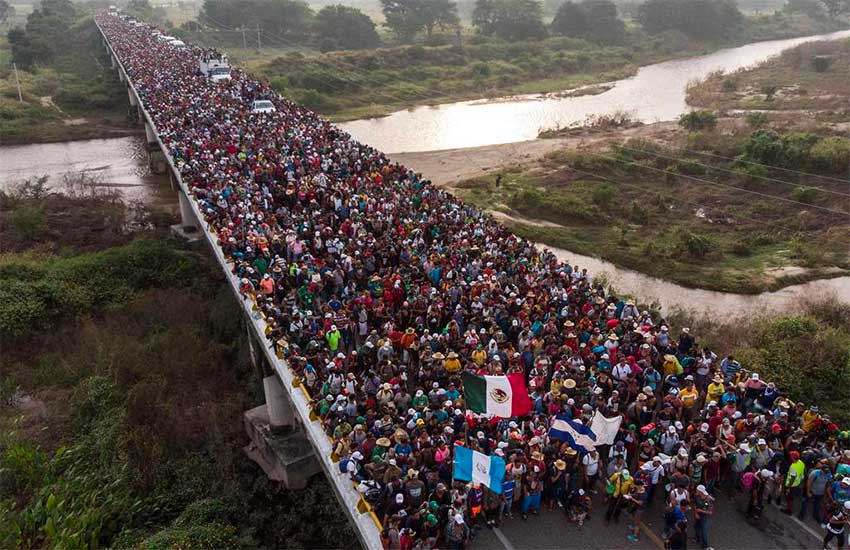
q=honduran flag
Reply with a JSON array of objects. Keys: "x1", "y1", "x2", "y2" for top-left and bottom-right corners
[
  {"x1": 462, "y1": 372, "x2": 532, "y2": 418},
  {"x1": 549, "y1": 414, "x2": 598, "y2": 452},
  {"x1": 453, "y1": 445, "x2": 506, "y2": 494}
]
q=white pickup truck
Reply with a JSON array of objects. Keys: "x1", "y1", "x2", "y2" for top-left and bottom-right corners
[{"x1": 199, "y1": 56, "x2": 232, "y2": 82}]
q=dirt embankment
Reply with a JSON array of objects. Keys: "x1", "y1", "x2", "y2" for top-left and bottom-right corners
[{"x1": 392, "y1": 121, "x2": 679, "y2": 188}]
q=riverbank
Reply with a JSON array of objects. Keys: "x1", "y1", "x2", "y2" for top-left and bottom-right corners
[
  {"x1": 241, "y1": 14, "x2": 845, "y2": 122},
  {"x1": 396, "y1": 117, "x2": 850, "y2": 294},
  {"x1": 0, "y1": 18, "x2": 135, "y2": 146},
  {"x1": 686, "y1": 38, "x2": 850, "y2": 114}
]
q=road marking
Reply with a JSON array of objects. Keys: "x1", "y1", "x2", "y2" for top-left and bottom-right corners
[
  {"x1": 493, "y1": 527, "x2": 516, "y2": 550},
  {"x1": 639, "y1": 520, "x2": 665, "y2": 550},
  {"x1": 787, "y1": 514, "x2": 824, "y2": 542}
]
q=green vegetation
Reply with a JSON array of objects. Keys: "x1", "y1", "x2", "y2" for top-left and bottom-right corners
[
  {"x1": 1, "y1": 1, "x2": 133, "y2": 144},
  {"x1": 687, "y1": 39, "x2": 850, "y2": 112},
  {"x1": 667, "y1": 298, "x2": 850, "y2": 424},
  {"x1": 678, "y1": 109, "x2": 717, "y2": 131},
  {"x1": 0, "y1": 191, "x2": 354, "y2": 548},
  {"x1": 456, "y1": 129, "x2": 850, "y2": 292}
]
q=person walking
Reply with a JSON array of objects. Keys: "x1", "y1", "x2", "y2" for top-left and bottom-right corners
[
  {"x1": 693, "y1": 484, "x2": 716, "y2": 550},
  {"x1": 783, "y1": 451, "x2": 806, "y2": 515},
  {"x1": 822, "y1": 501, "x2": 850, "y2": 550}
]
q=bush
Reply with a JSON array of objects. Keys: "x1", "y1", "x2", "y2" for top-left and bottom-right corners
[
  {"x1": 745, "y1": 111, "x2": 769, "y2": 128},
  {"x1": 10, "y1": 205, "x2": 47, "y2": 240},
  {"x1": 809, "y1": 137, "x2": 850, "y2": 174},
  {"x1": 811, "y1": 55, "x2": 832, "y2": 72},
  {"x1": 736, "y1": 315, "x2": 850, "y2": 424},
  {"x1": 791, "y1": 186, "x2": 818, "y2": 204},
  {"x1": 678, "y1": 110, "x2": 717, "y2": 131},
  {"x1": 677, "y1": 229, "x2": 715, "y2": 258},
  {"x1": 0, "y1": 239, "x2": 202, "y2": 340},
  {"x1": 591, "y1": 183, "x2": 615, "y2": 206}
]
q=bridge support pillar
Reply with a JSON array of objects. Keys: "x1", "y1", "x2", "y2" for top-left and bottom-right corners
[
  {"x1": 148, "y1": 148, "x2": 167, "y2": 175},
  {"x1": 144, "y1": 122, "x2": 157, "y2": 145},
  {"x1": 118, "y1": 67, "x2": 125, "y2": 83},
  {"x1": 263, "y1": 375, "x2": 295, "y2": 428},
  {"x1": 128, "y1": 88, "x2": 138, "y2": 107},
  {"x1": 111, "y1": 54, "x2": 116, "y2": 68}
]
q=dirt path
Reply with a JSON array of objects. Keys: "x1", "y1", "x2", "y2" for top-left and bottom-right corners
[{"x1": 392, "y1": 121, "x2": 678, "y2": 187}]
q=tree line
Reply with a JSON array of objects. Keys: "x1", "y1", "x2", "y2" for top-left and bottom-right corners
[{"x1": 197, "y1": 0, "x2": 848, "y2": 51}]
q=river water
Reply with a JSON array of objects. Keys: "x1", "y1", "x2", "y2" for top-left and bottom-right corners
[
  {"x1": 1, "y1": 33, "x2": 847, "y2": 314},
  {"x1": 340, "y1": 30, "x2": 850, "y2": 153},
  {"x1": 0, "y1": 136, "x2": 174, "y2": 209}
]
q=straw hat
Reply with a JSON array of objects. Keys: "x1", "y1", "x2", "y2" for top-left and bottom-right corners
[
  {"x1": 432, "y1": 352, "x2": 445, "y2": 360},
  {"x1": 447, "y1": 351, "x2": 459, "y2": 359},
  {"x1": 532, "y1": 451, "x2": 544, "y2": 461},
  {"x1": 376, "y1": 437, "x2": 391, "y2": 447},
  {"x1": 554, "y1": 459, "x2": 566, "y2": 471},
  {"x1": 564, "y1": 379, "x2": 577, "y2": 389},
  {"x1": 564, "y1": 447, "x2": 578, "y2": 456}
]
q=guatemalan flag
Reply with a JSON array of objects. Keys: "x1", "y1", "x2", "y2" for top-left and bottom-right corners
[
  {"x1": 549, "y1": 414, "x2": 598, "y2": 452},
  {"x1": 453, "y1": 445, "x2": 506, "y2": 494}
]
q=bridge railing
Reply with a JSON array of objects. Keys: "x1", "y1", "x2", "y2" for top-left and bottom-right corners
[{"x1": 95, "y1": 20, "x2": 383, "y2": 549}]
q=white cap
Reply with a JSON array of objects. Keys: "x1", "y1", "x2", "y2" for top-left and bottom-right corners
[
  {"x1": 752, "y1": 373, "x2": 759, "y2": 380},
  {"x1": 696, "y1": 484, "x2": 708, "y2": 494},
  {"x1": 757, "y1": 438, "x2": 766, "y2": 445},
  {"x1": 454, "y1": 514, "x2": 465, "y2": 524},
  {"x1": 352, "y1": 451, "x2": 363, "y2": 461},
  {"x1": 396, "y1": 493, "x2": 404, "y2": 503}
]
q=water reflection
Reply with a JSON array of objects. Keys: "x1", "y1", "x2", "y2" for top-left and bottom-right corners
[{"x1": 341, "y1": 30, "x2": 850, "y2": 153}]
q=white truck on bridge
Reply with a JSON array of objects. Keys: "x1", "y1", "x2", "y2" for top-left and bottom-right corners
[{"x1": 199, "y1": 55, "x2": 232, "y2": 82}]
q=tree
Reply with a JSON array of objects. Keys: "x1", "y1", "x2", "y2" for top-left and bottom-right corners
[
  {"x1": 472, "y1": 0, "x2": 546, "y2": 41},
  {"x1": 551, "y1": 1, "x2": 587, "y2": 37},
  {"x1": 419, "y1": 0, "x2": 459, "y2": 37},
  {"x1": 0, "y1": 0, "x2": 13, "y2": 25},
  {"x1": 314, "y1": 5, "x2": 381, "y2": 51},
  {"x1": 551, "y1": 0, "x2": 624, "y2": 43},
  {"x1": 380, "y1": 0, "x2": 458, "y2": 40},
  {"x1": 201, "y1": 0, "x2": 314, "y2": 42},
  {"x1": 126, "y1": 0, "x2": 153, "y2": 19},
  {"x1": 783, "y1": 0, "x2": 827, "y2": 18},
  {"x1": 819, "y1": 0, "x2": 849, "y2": 17},
  {"x1": 7, "y1": 0, "x2": 76, "y2": 68},
  {"x1": 638, "y1": 0, "x2": 742, "y2": 39}
]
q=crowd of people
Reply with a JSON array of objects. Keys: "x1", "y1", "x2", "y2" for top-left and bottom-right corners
[{"x1": 99, "y1": 14, "x2": 850, "y2": 550}]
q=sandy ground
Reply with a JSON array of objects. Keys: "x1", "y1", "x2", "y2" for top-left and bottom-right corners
[{"x1": 392, "y1": 121, "x2": 679, "y2": 188}]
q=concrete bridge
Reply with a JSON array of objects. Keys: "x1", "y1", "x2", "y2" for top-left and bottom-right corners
[{"x1": 94, "y1": 20, "x2": 384, "y2": 550}]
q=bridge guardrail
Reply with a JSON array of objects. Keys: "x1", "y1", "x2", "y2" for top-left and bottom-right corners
[{"x1": 95, "y1": 20, "x2": 383, "y2": 549}]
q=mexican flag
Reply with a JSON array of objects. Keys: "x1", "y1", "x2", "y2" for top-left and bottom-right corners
[{"x1": 462, "y1": 372, "x2": 532, "y2": 417}]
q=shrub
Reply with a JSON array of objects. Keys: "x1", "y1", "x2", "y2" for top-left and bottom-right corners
[
  {"x1": 10, "y1": 205, "x2": 47, "y2": 240},
  {"x1": 811, "y1": 55, "x2": 832, "y2": 72},
  {"x1": 591, "y1": 183, "x2": 615, "y2": 206},
  {"x1": 809, "y1": 137, "x2": 850, "y2": 174},
  {"x1": 791, "y1": 186, "x2": 818, "y2": 204},
  {"x1": 735, "y1": 315, "x2": 850, "y2": 424},
  {"x1": 721, "y1": 78, "x2": 737, "y2": 92},
  {"x1": 677, "y1": 230, "x2": 714, "y2": 258},
  {"x1": 745, "y1": 111, "x2": 769, "y2": 128},
  {"x1": 678, "y1": 110, "x2": 717, "y2": 131}
]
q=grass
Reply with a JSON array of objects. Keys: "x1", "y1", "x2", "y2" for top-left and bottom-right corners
[
  {"x1": 455, "y1": 133, "x2": 850, "y2": 293},
  {"x1": 687, "y1": 39, "x2": 850, "y2": 112},
  {"x1": 0, "y1": 19, "x2": 136, "y2": 145}
]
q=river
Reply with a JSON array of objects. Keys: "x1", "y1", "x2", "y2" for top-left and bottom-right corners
[
  {"x1": 1, "y1": 33, "x2": 848, "y2": 315},
  {"x1": 340, "y1": 30, "x2": 850, "y2": 153},
  {"x1": 0, "y1": 136, "x2": 174, "y2": 209}
]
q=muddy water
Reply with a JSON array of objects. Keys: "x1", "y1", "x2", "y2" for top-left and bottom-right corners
[
  {"x1": 0, "y1": 136, "x2": 174, "y2": 208},
  {"x1": 341, "y1": 30, "x2": 850, "y2": 153},
  {"x1": 543, "y1": 244, "x2": 850, "y2": 316}
]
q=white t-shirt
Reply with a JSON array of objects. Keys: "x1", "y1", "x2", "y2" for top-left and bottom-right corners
[{"x1": 582, "y1": 453, "x2": 599, "y2": 476}]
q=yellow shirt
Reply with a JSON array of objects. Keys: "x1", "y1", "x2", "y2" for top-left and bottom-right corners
[
  {"x1": 802, "y1": 410, "x2": 819, "y2": 432},
  {"x1": 609, "y1": 473, "x2": 634, "y2": 497},
  {"x1": 707, "y1": 382, "x2": 724, "y2": 401},
  {"x1": 471, "y1": 349, "x2": 487, "y2": 366},
  {"x1": 679, "y1": 387, "x2": 700, "y2": 408},
  {"x1": 444, "y1": 358, "x2": 461, "y2": 373}
]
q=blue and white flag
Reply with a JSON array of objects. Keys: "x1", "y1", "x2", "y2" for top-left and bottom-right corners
[
  {"x1": 453, "y1": 445, "x2": 506, "y2": 494},
  {"x1": 549, "y1": 414, "x2": 597, "y2": 452}
]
